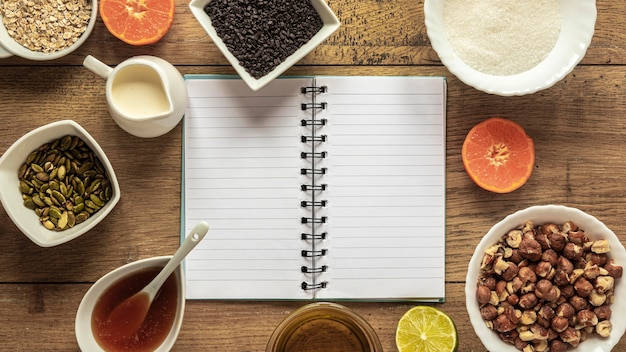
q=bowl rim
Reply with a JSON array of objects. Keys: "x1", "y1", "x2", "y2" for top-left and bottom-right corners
[
  {"x1": 465, "y1": 204, "x2": 626, "y2": 351},
  {"x1": 75, "y1": 256, "x2": 186, "y2": 352},
  {"x1": 0, "y1": 0, "x2": 98, "y2": 61},
  {"x1": 424, "y1": 0, "x2": 597, "y2": 96},
  {"x1": 188, "y1": 0, "x2": 340, "y2": 91},
  {"x1": 0, "y1": 119, "x2": 120, "y2": 247}
]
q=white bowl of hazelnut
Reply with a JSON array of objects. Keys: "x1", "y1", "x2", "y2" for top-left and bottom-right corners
[{"x1": 466, "y1": 205, "x2": 626, "y2": 352}]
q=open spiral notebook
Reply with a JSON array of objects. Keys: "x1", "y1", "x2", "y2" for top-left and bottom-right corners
[{"x1": 181, "y1": 75, "x2": 446, "y2": 302}]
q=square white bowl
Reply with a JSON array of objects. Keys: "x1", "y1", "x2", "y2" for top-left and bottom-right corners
[
  {"x1": 189, "y1": 0, "x2": 340, "y2": 91},
  {"x1": 0, "y1": 120, "x2": 120, "y2": 247},
  {"x1": 466, "y1": 205, "x2": 626, "y2": 351},
  {"x1": 424, "y1": 0, "x2": 596, "y2": 96},
  {"x1": 0, "y1": 0, "x2": 97, "y2": 61}
]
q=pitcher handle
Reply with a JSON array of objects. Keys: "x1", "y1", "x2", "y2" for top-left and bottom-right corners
[{"x1": 83, "y1": 55, "x2": 113, "y2": 79}]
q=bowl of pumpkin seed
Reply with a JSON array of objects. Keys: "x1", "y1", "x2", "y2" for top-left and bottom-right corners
[{"x1": 0, "y1": 120, "x2": 120, "y2": 247}]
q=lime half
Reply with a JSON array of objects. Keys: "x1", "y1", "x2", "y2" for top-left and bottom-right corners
[{"x1": 395, "y1": 306, "x2": 458, "y2": 352}]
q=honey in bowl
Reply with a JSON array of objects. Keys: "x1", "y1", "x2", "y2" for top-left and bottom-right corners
[
  {"x1": 266, "y1": 302, "x2": 382, "y2": 352},
  {"x1": 91, "y1": 267, "x2": 178, "y2": 352}
]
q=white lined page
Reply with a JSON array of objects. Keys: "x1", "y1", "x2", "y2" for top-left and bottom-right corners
[
  {"x1": 316, "y1": 76, "x2": 446, "y2": 301},
  {"x1": 182, "y1": 75, "x2": 446, "y2": 302},
  {"x1": 183, "y1": 76, "x2": 312, "y2": 300}
]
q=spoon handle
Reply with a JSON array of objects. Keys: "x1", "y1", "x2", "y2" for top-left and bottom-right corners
[{"x1": 146, "y1": 221, "x2": 209, "y2": 300}]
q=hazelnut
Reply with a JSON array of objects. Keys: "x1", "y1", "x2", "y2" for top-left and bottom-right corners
[
  {"x1": 520, "y1": 310, "x2": 537, "y2": 325},
  {"x1": 518, "y1": 292, "x2": 538, "y2": 309},
  {"x1": 480, "y1": 304, "x2": 498, "y2": 320},
  {"x1": 574, "y1": 277, "x2": 594, "y2": 297},
  {"x1": 588, "y1": 289, "x2": 607, "y2": 307},
  {"x1": 509, "y1": 249, "x2": 523, "y2": 264},
  {"x1": 583, "y1": 262, "x2": 601, "y2": 280},
  {"x1": 549, "y1": 339, "x2": 569, "y2": 352},
  {"x1": 553, "y1": 269, "x2": 570, "y2": 286},
  {"x1": 551, "y1": 315, "x2": 569, "y2": 333},
  {"x1": 507, "y1": 293, "x2": 519, "y2": 306},
  {"x1": 534, "y1": 339, "x2": 549, "y2": 352},
  {"x1": 587, "y1": 252, "x2": 608, "y2": 266},
  {"x1": 541, "y1": 249, "x2": 558, "y2": 266},
  {"x1": 562, "y1": 221, "x2": 578, "y2": 233},
  {"x1": 596, "y1": 320, "x2": 612, "y2": 338},
  {"x1": 557, "y1": 255, "x2": 574, "y2": 274},
  {"x1": 507, "y1": 277, "x2": 524, "y2": 294},
  {"x1": 534, "y1": 279, "x2": 554, "y2": 299},
  {"x1": 476, "y1": 285, "x2": 492, "y2": 305},
  {"x1": 568, "y1": 230, "x2": 588, "y2": 245},
  {"x1": 530, "y1": 323, "x2": 549, "y2": 340},
  {"x1": 569, "y1": 295, "x2": 588, "y2": 311},
  {"x1": 501, "y1": 262, "x2": 519, "y2": 281},
  {"x1": 493, "y1": 256, "x2": 510, "y2": 275},
  {"x1": 569, "y1": 268, "x2": 584, "y2": 285},
  {"x1": 518, "y1": 266, "x2": 537, "y2": 283},
  {"x1": 504, "y1": 305, "x2": 521, "y2": 324},
  {"x1": 575, "y1": 309, "x2": 598, "y2": 328},
  {"x1": 555, "y1": 302, "x2": 575, "y2": 319},
  {"x1": 505, "y1": 229, "x2": 523, "y2": 249},
  {"x1": 519, "y1": 237, "x2": 543, "y2": 261},
  {"x1": 514, "y1": 337, "x2": 528, "y2": 350},
  {"x1": 563, "y1": 242, "x2": 583, "y2": 260},
  {"x1": 604, "y1": 259, "x2": 623, "y2": 278},
  {"x1": 493, "y1": 313, "x2": 517, "y2": 332},
  {"x1": 591, "y1": 239, "x2": 611, "y2": 254},
  {"x1": 535, "y1": 231, "x2": 551, "y2": 250},
  {"x1": 538, "y1": 305, "x2": 555, "y2": 321},
  {"x1": 541, "y1": 222, "x2": 560, "y2": 235},
  {"x1": 547, "y1": 231, "x2": 566, "y2": 252},
  {"x1": 535, "y1": 261, "x2": 554, "y2": 278},
  {"x1": 482, "y1": 276, "x2": 497, "y2": 290},
  {"x1": 498, "y1": 330, "x2": 518, "y2": 345},
  {"x1": 559, "y1": 327, "x2": 581, "y2": 347},
  {"x1": 593, "y1": 305, "x2": 612, "y2": 321},
  {"x1": 559, "y1": 284, "x2": 575, "y2": 298}
]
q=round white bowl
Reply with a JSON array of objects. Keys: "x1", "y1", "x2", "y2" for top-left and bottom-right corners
[
  {"x1": 0, "y1": 120, "x2": 120, "y2": 247},
  {"x1": 424, "y1": 1, "x2": 596, "y2": 96},
  {"x1": 0, "y1": 0, "x2": 97, "y2": 60},
  {"x1": 465, "y1": 205, "x2": 626, "y2": 351},
  {"x1": 75, "y1": 256, "x2": 186, "y2": 352}
]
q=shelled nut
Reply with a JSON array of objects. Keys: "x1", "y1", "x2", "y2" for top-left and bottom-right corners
[{"x1": 476, "y1": 220, "x2": 622, "y2": 351}]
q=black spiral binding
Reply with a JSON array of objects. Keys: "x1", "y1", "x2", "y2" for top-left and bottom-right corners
[{"x1": 300, "y1": 82, "x2": 329, "y2": 293}]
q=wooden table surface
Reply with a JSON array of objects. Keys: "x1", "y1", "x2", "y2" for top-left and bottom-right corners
[{"x1": 1, "y1": 0, "x2": 625, "y2": 351}]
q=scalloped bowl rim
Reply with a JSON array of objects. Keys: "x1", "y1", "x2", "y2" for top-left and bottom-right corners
[
  {"x1": 424, "y1": 0, "x2": 597, "y2": 96},
  {"x1": 465, "y1": 205, "x2": 626, "y2": 351},
  {"x1": 0, "y1": 120, "x2": 120, "y2": 247}
]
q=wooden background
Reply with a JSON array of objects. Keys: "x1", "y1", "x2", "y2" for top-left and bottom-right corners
[{"x1": 0, "y1": 0, "x2": 625, "y2": 350}]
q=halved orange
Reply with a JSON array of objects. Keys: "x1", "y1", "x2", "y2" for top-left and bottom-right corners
[
  {"x1": 462, "y1": 117, "x2": 534, "y2": 193},
  {"x1": 100, "y1": 0, "x2": 175, "y2": 45}
]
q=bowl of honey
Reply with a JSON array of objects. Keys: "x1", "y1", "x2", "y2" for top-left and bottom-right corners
[{"x1": 75, "y1": 256, "x2": 185, "y2": 352}]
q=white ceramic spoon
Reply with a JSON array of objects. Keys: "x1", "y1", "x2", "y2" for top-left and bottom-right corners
[{"x1": 107, "y1": 221, "x2": 209, "y2": 340}]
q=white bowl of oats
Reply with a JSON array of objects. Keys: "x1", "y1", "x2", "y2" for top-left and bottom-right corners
[
  {"x1": 0, "y1": 0, "x2": 97, "y2": 60},
  {"x1": 466, "y1": 205, "x2": 626, "y2": 351},
  {"x1": 424, "y1": 0, "x2": 596, "y2": 96}
]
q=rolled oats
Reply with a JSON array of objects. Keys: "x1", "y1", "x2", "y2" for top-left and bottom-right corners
[{"x1": 0, "y1": 0, "x2": 91, "y2": 53}]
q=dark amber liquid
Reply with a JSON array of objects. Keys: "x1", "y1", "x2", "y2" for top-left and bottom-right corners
[
  {"x1": 91, "y1": 267, "x2": 179, "y2": 352},
  {"x1": 283, "y1": 318, "x2": 367, "y2": 352}
]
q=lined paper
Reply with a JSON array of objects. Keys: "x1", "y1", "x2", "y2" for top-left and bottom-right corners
[
  {"x1": 182, "y1": 75, "x2": 446, "y2": 301},
  {"x1": 315, "y1": 76, "x2": 446, "y2": 300}
]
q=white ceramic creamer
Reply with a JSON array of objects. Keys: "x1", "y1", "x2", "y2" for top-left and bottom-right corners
[{"x1": 83, "y1": 55, "x2": 188, "y2": 138}]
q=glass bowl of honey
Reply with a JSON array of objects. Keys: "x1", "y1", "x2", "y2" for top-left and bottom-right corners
[
  {"x1": 266, "y1": 302, "x2": 383, "y2": 352},
  {"x1": 75, "y1": 256, "x2": 185, "y2": 352}
]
